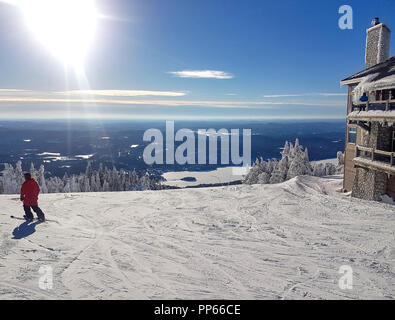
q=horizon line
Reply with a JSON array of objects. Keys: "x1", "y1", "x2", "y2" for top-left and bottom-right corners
[{"x1": 0, "y1": 116, "x2": 346, "y2": 121}]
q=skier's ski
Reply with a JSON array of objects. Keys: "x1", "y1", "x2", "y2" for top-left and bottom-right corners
[
  {"x1": 11, "y1": 215, "x2": 43, "y2": 222},
  {"x1": 10, "y1": 215, "x2": 58, "y2": 223}
]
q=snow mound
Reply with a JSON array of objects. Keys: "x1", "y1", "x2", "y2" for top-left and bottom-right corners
[
  {"x1": 0, "y1": 176, "x2": 394, "y2": 300},
  {"x1": 281, "y1": 175, "x2": 344, "y2": 196}
]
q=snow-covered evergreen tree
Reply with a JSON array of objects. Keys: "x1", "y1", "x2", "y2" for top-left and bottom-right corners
[
  {"x1": 337, "y1": 151, "x2": 344, "y2": 165},
  {"x1": 269, "y1": 156, "x2": 288, "y2": 184},
  {"x1": 244, "y1": 139, "x2": 340, "y2": 185},
  {"x1": 312, "y1": 163, "x2": 325, "y2": 177},
  {"x1": 0, "y1": 161, "x2": 162, "y2": 194},
  {"x1": 37, "y1": 165, "x2": 48, "y2": 193},
  {"x1": 244, "y1": 158, "x2": 277, "y2": 185},
  {"x1": 324, "y1": 163, "x2": 336, "y2": 176},
  {"x1": 336, "y1": 151, "x2": 345, "y2": 174},
  {"x1": 287, "y1": 146, "x2": 312, "y2": 179},
  {"x1": 257, "y1": 172, "x2": 271, "y2": 184}
]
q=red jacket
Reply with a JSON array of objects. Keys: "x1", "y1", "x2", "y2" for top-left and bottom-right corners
[{"x1": 20, "y1": 178, "x2": 40, "y2": 206}]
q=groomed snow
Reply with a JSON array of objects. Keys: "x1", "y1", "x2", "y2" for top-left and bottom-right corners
[{"x1": 0, "y1": 175, "x2": 394, "y2": 300}]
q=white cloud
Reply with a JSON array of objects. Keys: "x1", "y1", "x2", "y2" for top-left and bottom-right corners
[
  {"x1": 263, "y1": 93, "x2": 347, "y2": 98},
  {"x1": 0, "y1": 96, "x2": 344, "y2": 108},
  {"x1": 169, "y1": 70, "x2": 234, "y2": 79},
  {"x1": 317, "y1": 93, "x2": 348, "y2": 96},
  {"x1": 0, "y1": 89, "x2": 32, "y2": 93},
  {"x1": 58, "y1": 89, "x2": 187, "y2": 97},
  {"x1": 263, "y1": 94, "x2": 306, "y2": 98},
  {"x1": 0, "y1": 88, "x2": 187, "y2": 97},
  {"x1": 0, "y1": 88, "x2": 345, "y2": 112}
]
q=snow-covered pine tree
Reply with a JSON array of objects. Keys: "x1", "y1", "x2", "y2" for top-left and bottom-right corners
[
  {"x1": 281, "y1": 141, "x2": 290, "y2": 157},
  {"x1": 337, "y1": 151, "x2": 344, "y2": 165},
  {"x1": 243, "y1": 157, "x2": 275, "y2": 185},
  {"x1": 0, "y1": 160, "x2": 162, "y2": 194},
  {"x1": 1, "y1": 163, "x2": 19, "y2": 194},
  {"x1": 37, "y1": 165, "x2": 48, "y2": 193},
  {"x1": 269, "y1": 156, "x2": 288, "y2": 184},
  {"x1": 312, "y1": 163, "x2": 325, "y2": 176},
  {"x1": 286, "y1": 139, "x2": 312, "y2": 179},
  {"x1": 324, "y1": 163, "x2": 336, "y2": 176},
  {"x1": 257, "y1": 172, "x2": 271, "y2": 184},
  {"x1": 102, "y1": 180, "x2": 110, "y2": 192},
  {"x1": 244, "y1": 138, "x2": 340, "y2": 185},
  {"x1": 336, "y1": 151, "x2": 345, "y2": 174}
]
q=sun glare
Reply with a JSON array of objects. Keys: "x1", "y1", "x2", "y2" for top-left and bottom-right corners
[{"x1": 19, "y1": 0, "x2": 98, "y2": 69}]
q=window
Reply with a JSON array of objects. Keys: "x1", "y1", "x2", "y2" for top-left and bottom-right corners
[
  {"x1": 348, "y1": 127, "x2": 357, "y2": 144},
  {"x1": 382, "y1": 90, "x2": 390, "y2": 101}
]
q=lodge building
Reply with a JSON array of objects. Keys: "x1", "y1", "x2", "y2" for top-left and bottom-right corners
[{"x1": 341, "y1": 18, "x2": 395, "y2": 201}]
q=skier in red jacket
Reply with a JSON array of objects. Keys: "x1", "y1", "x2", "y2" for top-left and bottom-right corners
[{"x1": 20, "y1": 173, "x2": 45, "y2": 222}]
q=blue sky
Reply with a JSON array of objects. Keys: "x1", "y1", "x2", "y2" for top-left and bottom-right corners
[{"x1": 0, "y1": 0, "x2": 394, "y2": 120}]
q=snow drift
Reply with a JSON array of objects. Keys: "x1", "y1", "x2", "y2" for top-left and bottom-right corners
[{"x1": 0, "y1": 175, "x2": 394, "y2": 300}]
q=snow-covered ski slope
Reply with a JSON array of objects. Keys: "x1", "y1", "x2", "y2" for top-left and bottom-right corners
[{"x1": 0, "y1": 175, "x2": 394, "y2": 300}]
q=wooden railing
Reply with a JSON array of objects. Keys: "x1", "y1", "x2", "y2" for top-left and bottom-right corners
[
  {"x1": 352, "y1": 99, "x2": 395, "y2": 112},
  {"x1": 355, "y1": 145, "x2": 395, "y2": 166}
]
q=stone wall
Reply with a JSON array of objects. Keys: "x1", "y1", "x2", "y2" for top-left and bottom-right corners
[
  {"x1": 352, "y1": 167, "x2": 388, "y2": 201},
  {"x1": 359, "y1": 122, "x2": 392, "y2": 149},
  {"x1": 351, "y1": 122, "x2": 394, "y2": 201}
]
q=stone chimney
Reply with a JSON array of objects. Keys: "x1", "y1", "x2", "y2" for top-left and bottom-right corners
[{"x1": 365, "y1": 18, "x2": 391, "y2": 69}]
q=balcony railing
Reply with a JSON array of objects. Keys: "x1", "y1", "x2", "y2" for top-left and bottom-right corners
[
  {"x1": 354, "y1": 145, "x2": 395, "y2": 173},
  {"x1": 352, "y1": 99, "x2": 395, "y2": 112}
]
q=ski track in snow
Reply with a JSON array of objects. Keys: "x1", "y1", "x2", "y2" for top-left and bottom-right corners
[{"x1": 0, "y1": 175, "x2": 394, "y2": 299}]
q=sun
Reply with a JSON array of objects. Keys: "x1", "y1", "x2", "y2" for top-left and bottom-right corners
[{"x1": 18, "y1": 0, "x2": 98, "y2": 69}]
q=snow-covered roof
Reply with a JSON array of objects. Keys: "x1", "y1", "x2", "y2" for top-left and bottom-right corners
[
  {"x1": 341, "y1": 56, "x2": 395, "y2": 85},
  {"x1": 352, "y1": 73, "x2": 395, "y2": 100},
  {"x1": 341, "y1": 57, "x2": 395, "y2": 103}
]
